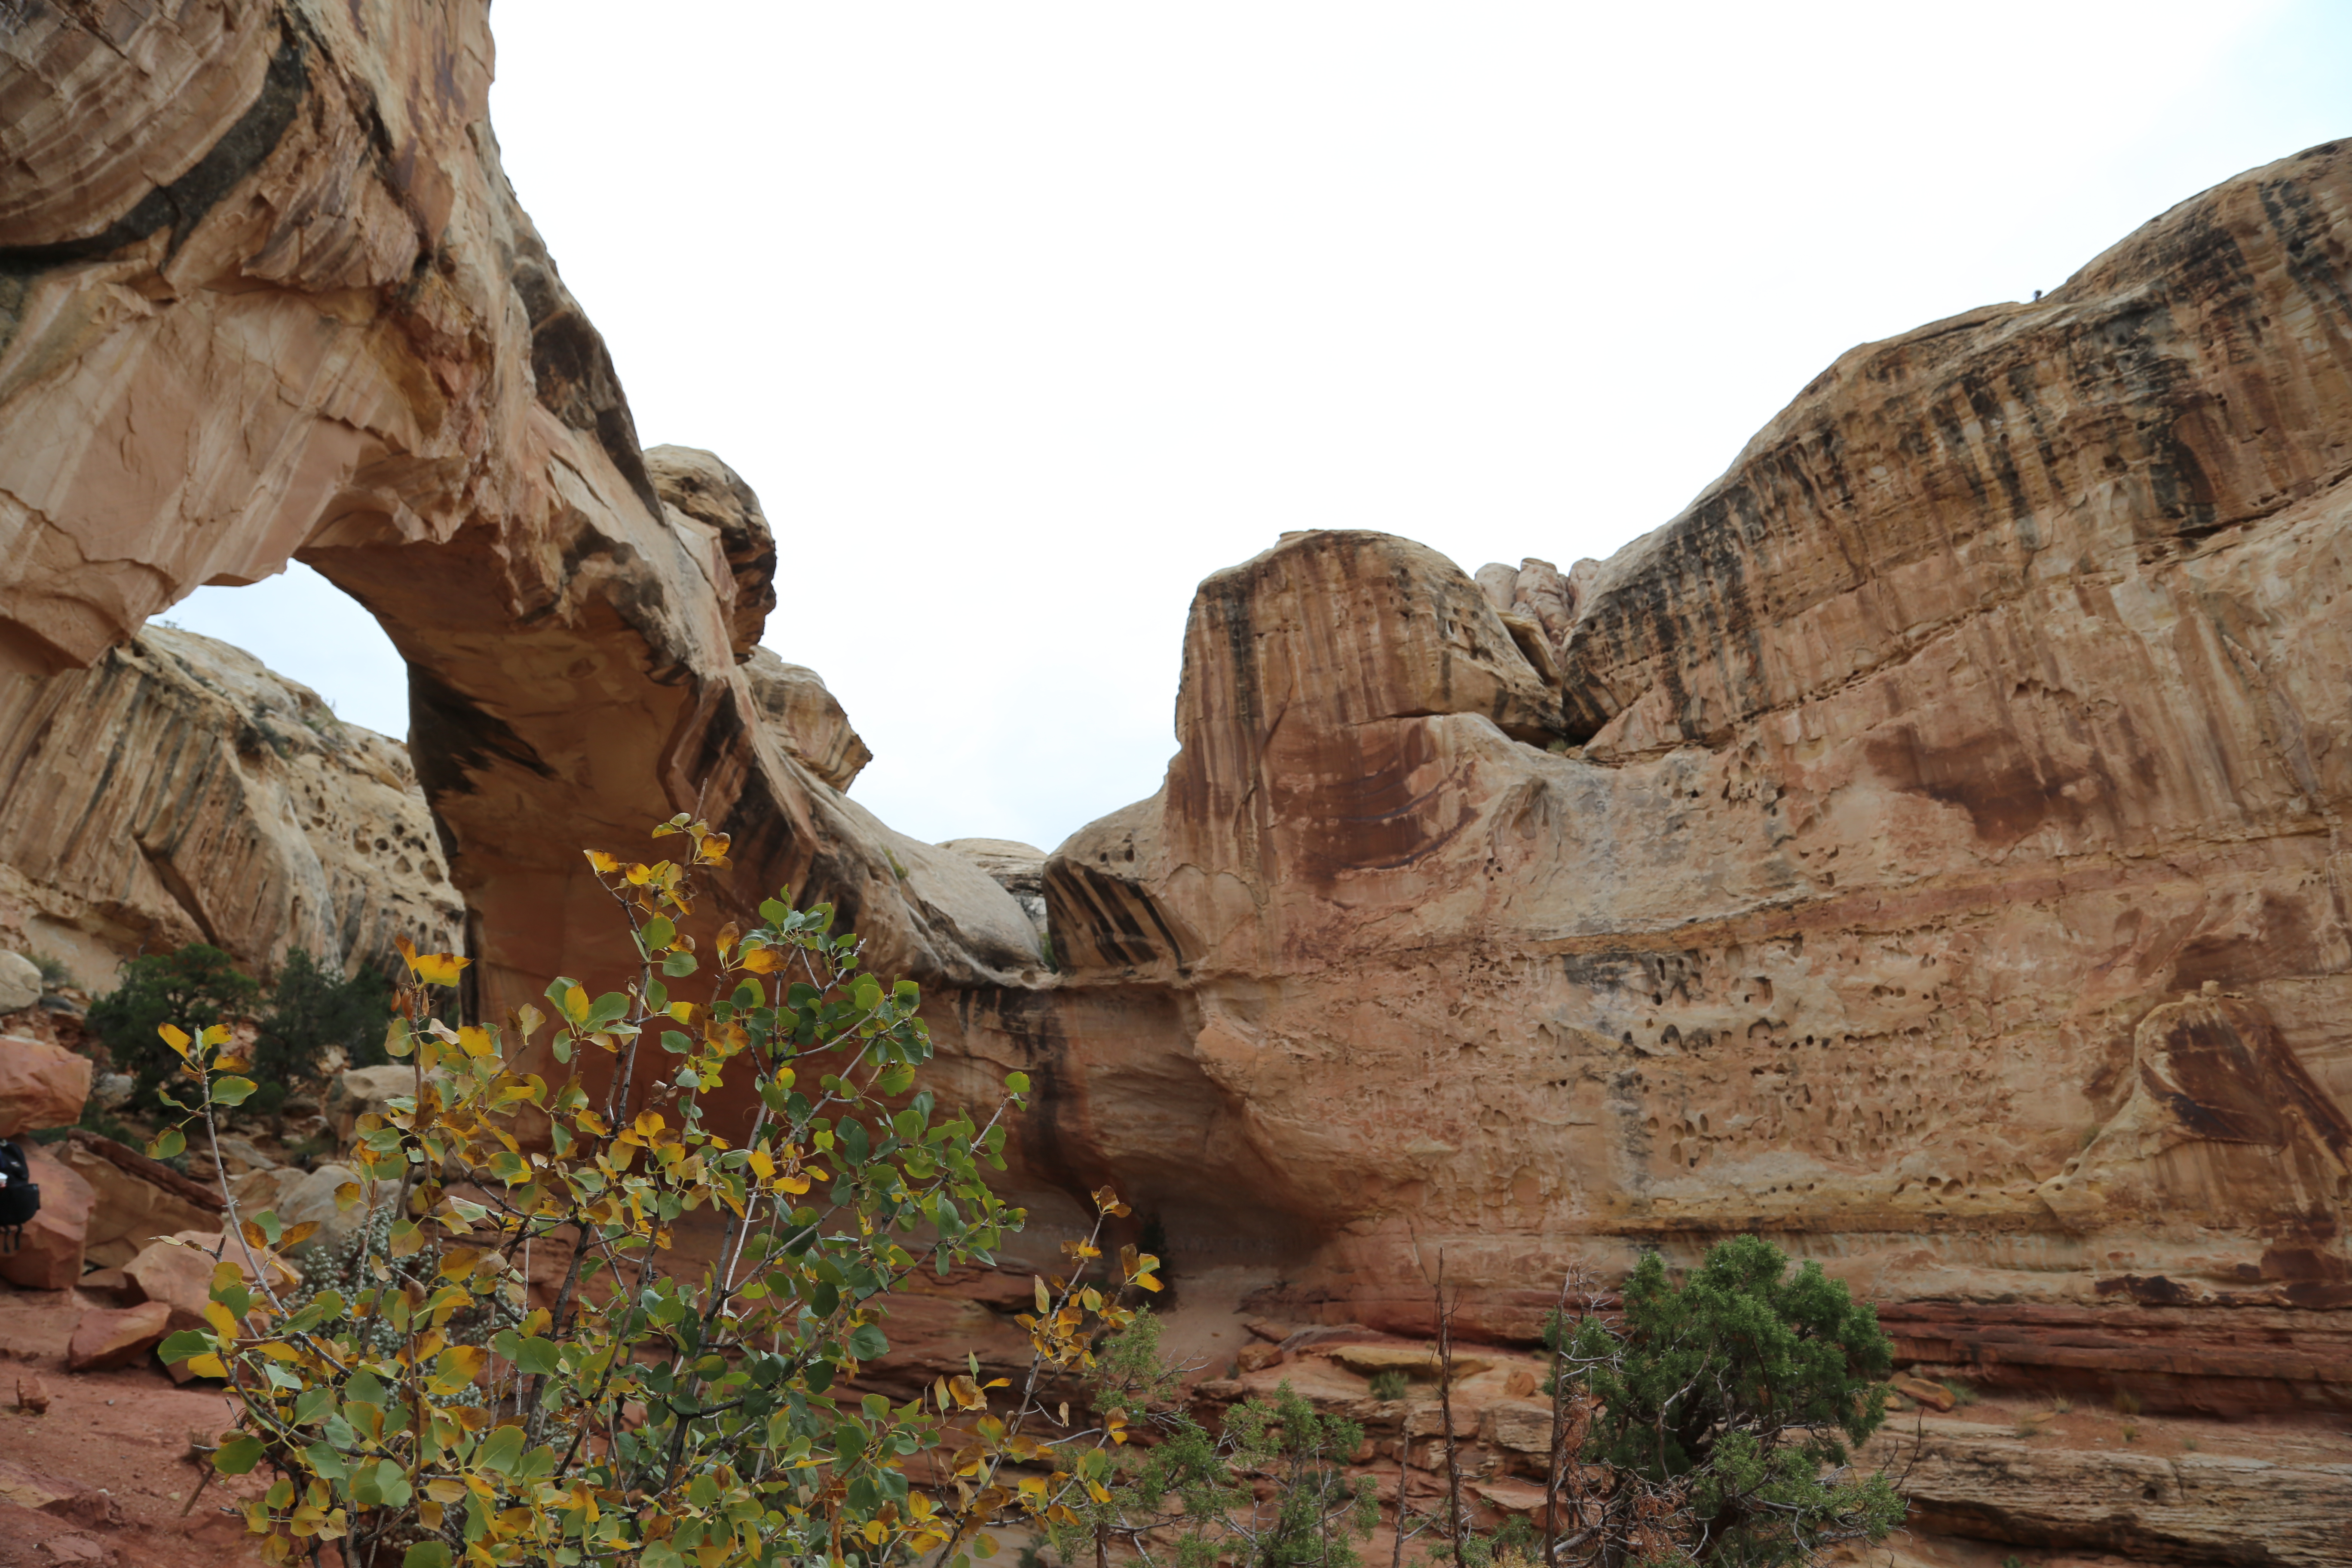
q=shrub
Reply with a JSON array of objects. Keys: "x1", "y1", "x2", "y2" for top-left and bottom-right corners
[
  {"x1": 1058, "y1": 1320, "x2": 1378, "y2": 1568},
  {"x1": 1555, "y1": 1235, "x2": 1903, "y2": 1566},
  {"x1": 147, "y1": 814, "x2": 1163, "y2": 1568},
  {"x1": 252, "y1": 947, "x2": 392, "y2": 1091},
  {"x1": 87, "y1": 943, "x2": 260, "y2": 1101},
  {"x1": 1367, "y1": 1368, "x2": 1409, "y2": 1401}
]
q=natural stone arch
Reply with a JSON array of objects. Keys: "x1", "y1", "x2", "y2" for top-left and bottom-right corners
[{"x1": 0, "y1": 2, "x2": 1044, "y2": 1042}]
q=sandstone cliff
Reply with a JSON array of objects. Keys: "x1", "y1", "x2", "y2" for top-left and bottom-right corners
[
  {"x1": 5, "y1": 0, "x2": 2350, "y2": 1461},
  {"x1": 0, "y1": 0, "x2": 1044, "y2": 1025},
  {"x1": 982, "y1": 141, "x2": 2352, "y2": 1418},
  {"x1": 0, "y1": 624, "x2": 460, "y2": 985}
]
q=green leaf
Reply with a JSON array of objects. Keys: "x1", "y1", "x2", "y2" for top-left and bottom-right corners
[
  {"x1": 642, "y1": 914, "x2": 677, "y2": 950},
  {"x1": 211, "y1": 1433, "x2": 264, "y2": 1475},
  {"x1": 477, "y1": 1424, "x2": 525, "y2": 1475},
  {"x1": 305, "y1": 1439, "x2": 352, "y2": 1480},
  {"x1": 403, "y1": 1544, "x2": 452, "y2": 1568},
  {"x1": 661, "y1": 1030, "x2": 691, "y2": 1055},
  {"x1": 516, "y1": 1336, "x2": 560, "y2": 1376},
  {"x1": 148, "y1": 1126, "x2": 186, "y2": 1160},
  {"x1": 1004, "y1": 1071, "x2": 1030, "y2": 1096},
  {"x1": 662, "y1": 950, "x2": 698, "y2": 977},
  {"x1": 159, "y1": 1330, "x2": 213, "y2": 1364},
  {"x1": 848, "y1": 1322, "x2": 890, "y2": 1360},
  {"x1": 210, "y1": 1076, "x2": 257, "y2": 1107}
]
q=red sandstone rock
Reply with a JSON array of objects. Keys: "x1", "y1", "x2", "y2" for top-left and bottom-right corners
[
  {"x1": 64, "y1": 1302, "x2": 170, "y2": 1374},
  {"x1": 0, "y1": 1036, "x2": 89, "y2": 1137},
  {"x1": 0, "y1": 1145, "x2": 93, "y2": 1291},
  {"x1": 5, "y1": 0, "x2": 2352, "y2": 1461},
  {"x1": 119, "y1": 1231, "x2": 298, "y2": 1353}
]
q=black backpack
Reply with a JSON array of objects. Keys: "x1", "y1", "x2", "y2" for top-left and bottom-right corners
[{"x1": 0, "y1": 1139, "x2": 38, "y2": 1254}]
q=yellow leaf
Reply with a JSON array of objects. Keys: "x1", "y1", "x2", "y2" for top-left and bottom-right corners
[
  {"x1": 748, "y1": 1148, "x2": 775, "y2": 1179},
  {"x1": 409, "y1": 951, "x2": 470, "y2": 988},
  {"x1": 514, "y1": 1002, "x2": 544, "y2": 1041},
  {"x1": 158, "y1": 1023, "x2": 192, "y2": 1059},
  {"x1": 1032, "y1": 1277, "x2": 1050, "y2": 1314},
  {"x1": 200, "y1": 1023, "x2": 233, "y2": 1047},
  {"x1": 584, "y1": 850, "x2": 619, "y2": 875},
  {"x1": 203, "y1": 1300, "x2": 241, "y2": 1339},
  {"x1": 562, "y1": 986, "x2": 591, "y2": 1024},
  {"x1": 182, "y1": 1353, "x2": 227, "y2": 1379},
  {"x1": 334, "y1": 1182, "x2": 363, "y2": 1212}
]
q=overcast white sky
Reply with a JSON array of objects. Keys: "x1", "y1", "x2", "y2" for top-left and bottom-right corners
[{"x1": 169, "y1": 1, "x2": 2351, "y2": 851}]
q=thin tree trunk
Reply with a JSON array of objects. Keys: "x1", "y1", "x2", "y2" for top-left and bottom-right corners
[
  {"x1": 1542, "y1": 1271, "x2": 1573, "y2": 1568},
  {"x1": 1436, "y1": 1254, "x2": 1462, "y2": 1556}
]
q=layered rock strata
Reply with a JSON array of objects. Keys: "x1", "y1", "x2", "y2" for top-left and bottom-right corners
[
  {"x1": 0, "y1": 625, "x2": 461, "y2": 986},
  {"x1": 6, "y1": 0, "x2": 2352, "y2": 1463},
  {"x1": 983, "y1": 141, "x2": 2352, "y2": 1418},
  {"x1": 0, "y1": 0, "x2": 1045, "y2": 1038}
]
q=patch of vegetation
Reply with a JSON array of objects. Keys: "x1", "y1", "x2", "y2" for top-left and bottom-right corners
[
  {"x1": 251, "y1": 947, "x2": 391, "y2": 1090},
  {"x1": 86, "y1": 943, "x2": 259, "y2": 1102},
  {"x1": 87, "y1": 942, "x2": 391, "y2": 1125},
  {"x1": 1557, "y1": 1235, "x2": 1905, "y2": 1566},
  {"x1": 1367, "y1": 1367, "x2": 1410, "y2": 1401},
  {"x1": 1941, "y1": 1377, "x2": 1978, "y2": 1407},
  {"x1": 152, "y1": 814, "x2": 1158, "y2": 1568}
]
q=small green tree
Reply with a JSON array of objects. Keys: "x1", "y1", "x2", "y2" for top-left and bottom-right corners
[
  {"x1": 144, "y1": 814, "x2": 1163, "y2": 1568},
  {"x1": 87, "y1": 943, "x2": 261, "y2": 1102},
  {"x1": 1552, "y1": 1236, "x2": 1901, "y2": 1567},
  {"x1": 252, "y1": 947, "x2": 392, "y2": 1091},
  {"x1": 1057, "y1": 1317, "x2": 1377, "y2": 1568}
]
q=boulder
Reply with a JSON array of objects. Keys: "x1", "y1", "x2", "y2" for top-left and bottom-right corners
[
  {"x1": 0, "y1": 953, "x2": 39, "y2": 1014},
  {"x1": 1892, "y1": 1375, "x2": 1957, "y2": 1412},
  {"x1": 1478, "y1": 1399, "x2": 1558, "y2": 1455},
  {"x1": 329, "y1": 1065, "x2": 416, "y2": 1143},
  {"x1": 55, "y1": 1132, "x2": 223, "y2": 1271},
  {"x1": 231, "y1": 1165, "x2": 312, "y2": 1219},
  {"x1": 65, "y1": 1302, "x2": 171, "y2": 1373},
  {"x1": 0, "y1": 1145, "x2": 93, "y2": 1291},
  {"x1": 121, "y1": 1231, "x2": 300, "y2": 1341},
  {"x1": 273, "y1": 1164, "x2": 374, "y2": 1258},
  {"x1": 0, "y1": 1037, "x2": 89, "y2": 1137}
]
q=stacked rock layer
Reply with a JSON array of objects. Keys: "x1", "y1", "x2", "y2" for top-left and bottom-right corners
[{"x1": 1, "y1": 2, "x2": 2347, "y2": 1427}]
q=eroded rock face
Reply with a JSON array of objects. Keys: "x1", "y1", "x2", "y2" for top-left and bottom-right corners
[
  {"x1": 0, "y1": 0, "x2": 1040, "y2": 1034},
  {"x1": 743, "y1": 649, "x2": 872, "y2": 793},
  {"x1": 994, "y1": 140, "x2": 2352, "y2": 1415},
  {"x1": 10, "y1": 0, "x2": 2352, "y2": 1455},
  {"x1": 0, "y1": 625, "x2": 461, "y2": 986}
]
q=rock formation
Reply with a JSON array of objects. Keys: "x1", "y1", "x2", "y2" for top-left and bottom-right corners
[
  {"x1": 0, "y1": 0, "x2": 1044, "y2": 1034},
  {"x1": 996, "y1": 140, "x2": 2352, "y2": 1416},
  {"x1": 6, "y1": 0, "x2": 2352, "y2": 1528},
  {"x1": 0, "y1": 625, "x2": 461, "y2": 986}
]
